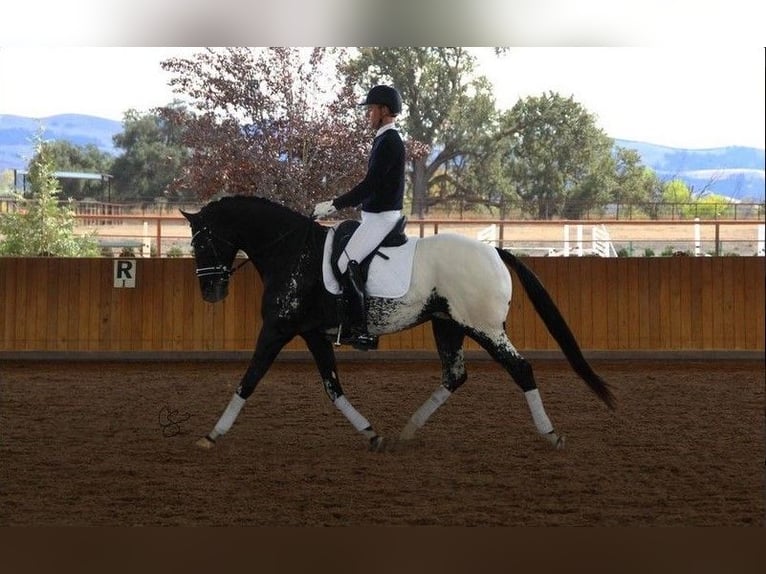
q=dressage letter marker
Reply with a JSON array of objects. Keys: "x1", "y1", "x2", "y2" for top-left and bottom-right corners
[{"x1": 114, "y1": 259, "x2": 136, "y2": 288}]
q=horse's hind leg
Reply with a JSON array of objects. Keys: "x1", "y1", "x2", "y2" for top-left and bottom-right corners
[
  {"x1": 302, "y1": 330, "x2": 384, "y2": 451},
  {"x1": 470, "y1": 328, "x2": 565, "y2": 449},
  {"x1": 400, "y1": 317, "x2": 467, "y2": 441}
]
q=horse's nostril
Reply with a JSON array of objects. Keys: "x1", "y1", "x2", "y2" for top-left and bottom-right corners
[{"x1": 202, "y1": 281, "x2": 229, "y2": 303}]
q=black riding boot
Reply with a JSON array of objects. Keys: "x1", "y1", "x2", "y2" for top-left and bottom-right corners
[{"x1": 340, "y1": 260, "x2": 378, "y2": 350}]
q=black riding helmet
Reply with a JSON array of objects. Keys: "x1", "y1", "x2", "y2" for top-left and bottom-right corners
[{"x1": 358, "y1": 85, "x2": 402, "y2": 115}]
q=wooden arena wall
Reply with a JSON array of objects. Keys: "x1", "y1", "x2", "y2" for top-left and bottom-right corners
[{"x1": 1, "y1": 257, "x2": 764, "y2": 357}]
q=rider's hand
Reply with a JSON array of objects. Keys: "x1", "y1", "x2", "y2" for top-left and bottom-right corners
[{"x1": 312, "y1": 200, "x2": 337, "y2": 219}]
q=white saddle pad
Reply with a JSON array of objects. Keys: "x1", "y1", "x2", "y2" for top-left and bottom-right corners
[{"x1": 322, "y1": 226, "x2": 419, "y2": 298}]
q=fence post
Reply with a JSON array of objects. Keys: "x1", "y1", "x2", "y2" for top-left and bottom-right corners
[
  {"x1": 694, "y1": 218, "x2": 701, "y2": 256},
  {"x1": 142, "y1": 221, "x2": 150, "y2": 257},
  {"x1": 715, "y1": 223, "x2": 721, "y2": 256},
  {"x1": 156, "y1": 217, "x2": 162, "y2": 257}
]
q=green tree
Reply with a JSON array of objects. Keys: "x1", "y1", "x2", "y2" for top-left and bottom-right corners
[
  {"x1": 663, "y1": 179, "x2": 692, "y2": 203},
  {"x1": 661, "y1": 178, "x2": 693, "y2": 218},
  {"x1": 345, "y1": 47, "x2": 499, "y2": 217},
  {"x1": 111, "y1": 104, "x2": 189, "y2": 202},
  {"x1": 610, "y1": 146, "x2": 663, "y2": 218},
  {"x1": 499, "y1": 91, "x2": 615, "y2": 219},
  {"x1": 1, "y1": 169, "x2": 14, "y2": 190},
  {"x1": 27, "y1": 140, "x2": 114, "y2": 201},
  {"x1": 661, "y1": 178, "x2": 732, "y2": 219},
  {"x1": 0, "y1": 136, "x2": 99, "y2": 256},
  {"x1": 695, "y1": 193, "x2": 734, "y2": 218}
]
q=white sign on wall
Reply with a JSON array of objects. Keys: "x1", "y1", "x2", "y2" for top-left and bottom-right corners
[{"x1": 114, "y1": 259, "x2": 136, "y2": 288}]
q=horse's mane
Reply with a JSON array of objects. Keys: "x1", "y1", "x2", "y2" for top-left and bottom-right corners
[{"x1": 202, "y1": 195, "x2": 309, "y2": 225}]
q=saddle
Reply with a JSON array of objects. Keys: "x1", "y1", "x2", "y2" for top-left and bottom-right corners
[{"x1": 329, "y1": 216, "x2": 408, "y2": 284}]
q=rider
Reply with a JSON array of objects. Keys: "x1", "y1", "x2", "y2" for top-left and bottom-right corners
[{"x1": 312, "y1": 84, "x2": 406, "y2": 348}]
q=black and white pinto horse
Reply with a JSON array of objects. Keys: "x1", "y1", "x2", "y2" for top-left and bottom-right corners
[{"x1": 182, "y1": 196, "x2": 615, "y2": 451}]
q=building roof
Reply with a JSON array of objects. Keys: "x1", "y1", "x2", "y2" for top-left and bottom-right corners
[{"x1": 14, "y1": 170, "x2": 112, "y2": 181}]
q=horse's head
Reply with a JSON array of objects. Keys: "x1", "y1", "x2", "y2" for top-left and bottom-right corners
[{"x1": 181, "y1": 208, "x2": 239, "y2": 303}]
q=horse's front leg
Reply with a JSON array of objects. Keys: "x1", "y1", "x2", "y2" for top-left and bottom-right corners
[
  {"x1": 196, "y1": 324, "x2": 292, "y2": 448},
  {"x1": 301, "y1": 330, "x2": 384, "y2": 451}
]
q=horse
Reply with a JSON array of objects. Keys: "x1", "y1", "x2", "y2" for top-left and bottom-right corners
[{"x1": 181, "y1": 196, "x2": 615, "y2": 451}]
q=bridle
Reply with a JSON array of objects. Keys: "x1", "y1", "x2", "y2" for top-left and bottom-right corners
[
  {"x1": 190, "y1": 226, "x2": 250, "y2": 282},
  {"x1": 190, "y1": 217, "x2": 315, "y2": 282}
]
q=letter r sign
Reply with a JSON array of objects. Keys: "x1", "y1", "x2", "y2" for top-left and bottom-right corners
[{"x1": 114, "y1": 259, "x2": 136, "y2": 288}]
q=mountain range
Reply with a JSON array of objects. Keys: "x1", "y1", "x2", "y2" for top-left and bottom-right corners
[
  {"x1": 612, "y1": 139, "x2": 764, "y2": 202},
  {"x1": 1, "y1": 113, "x2": 763, "y2": 201}
]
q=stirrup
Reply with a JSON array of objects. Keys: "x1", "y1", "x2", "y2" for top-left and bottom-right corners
[
  {"x1": 334, "y1": 323, "x2": 378, "y2": 350},
  {"x1": 350, "y1": 333, "x2": 378, "y2": 351}
]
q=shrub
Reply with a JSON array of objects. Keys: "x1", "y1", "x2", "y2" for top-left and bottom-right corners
[
  {"x1": 166, "y1": 245, "x2": 184, "y2": 258},
  {"x1": 660, "y1": 246, "x2": 676, "y2": 257},
  {"x1": 0, "y1": 135, "x2": 99, "y2": 257}
]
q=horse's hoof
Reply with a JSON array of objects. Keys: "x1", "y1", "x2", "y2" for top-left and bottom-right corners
[
  {"x1": 368, "y1": 435, "x2": 387, "y2": 452},
  {"x1": 399, "y1": 422, "x2": 417, "y2": 441},
  {"x1": 196, "y1": 436, "x2": 215, "y2": 449},
  {"x1": 544, "y1": 431, "x2": 566, "y2": 449}
]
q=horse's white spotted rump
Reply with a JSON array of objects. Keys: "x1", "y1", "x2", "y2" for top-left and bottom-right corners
[{"x1": 362, "y1": 234, "x2": 513, "y2": 338}]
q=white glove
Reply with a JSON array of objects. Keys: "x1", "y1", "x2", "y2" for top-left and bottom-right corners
[{"x1": 312, "y1": 200, "x2": 337, "y2": 218}]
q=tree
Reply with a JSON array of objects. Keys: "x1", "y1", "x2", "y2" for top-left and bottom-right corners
[
  {"x1": 110, "y1": 104, "x2": 190, "y2": 202},
  {"x1": 345, "y1": 47, "x2": 499, "y2": 217},
  {"x1": 1, "y1": 169, "x2": 14, "y2": 191},
  {"x1": 160, "y1": 47, "x2": 370, "y2": 213},
  {"x1": 611, "y1": 146, "x2": 663, "y2": 218},
  {"x1": 661, "y1": 178, "x2": 732, "y2": 219},
  {"x1": 612, "y1": 146, "x2": 659, "y2": 204},
  {"x1": 27, "y1": 140, "x2": 114, "y2": 201},
  {"x1": 498, "y1": 91, "x2": 615, "y2": 219},
  {"x1": 0, "y1": 136, "x2": 99, "y2": 256},
  {"x1": 695, "y1": 193, "x2": 734, "y2": 218}
]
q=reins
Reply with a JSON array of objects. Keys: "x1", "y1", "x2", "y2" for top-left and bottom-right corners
[{"x1": 191, "y1": 217, "x2": 315, "y2": 281}]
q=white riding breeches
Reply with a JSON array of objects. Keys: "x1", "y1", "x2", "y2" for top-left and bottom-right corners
[{"x1": 337, "y1": 210, "x2": 402, "y2": 275}]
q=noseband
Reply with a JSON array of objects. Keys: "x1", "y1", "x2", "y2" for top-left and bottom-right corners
[{"x1": 190, "y1": 227, "x2": 249, "y2": 281}]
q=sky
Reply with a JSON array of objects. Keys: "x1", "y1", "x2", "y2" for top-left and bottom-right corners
[{"x1": 1, "y1": 46, "x2": 763, "y2": 151}]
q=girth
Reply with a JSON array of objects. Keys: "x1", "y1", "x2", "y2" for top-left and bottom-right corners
[{"x1": 329, "y1": 216, "x2": 408, "y2": 283}]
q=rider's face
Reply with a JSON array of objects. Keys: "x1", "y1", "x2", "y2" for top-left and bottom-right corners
[{"x1": 366, "y1": 104, "x2": 385, "y2": 130}]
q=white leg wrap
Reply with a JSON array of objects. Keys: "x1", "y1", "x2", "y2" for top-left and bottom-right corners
[
  {"x1": 525, "y1": 389, "x2": 554, "y2": 434},
  {"x1": 410, "y1": 386, "x2": 452, "y2": 429},
  {"x1": 334, "y1": 395, "x2": 371, "y2": 432},
  {"x1": 210, "y1": 394, "x2": 246, "y2": 439}
]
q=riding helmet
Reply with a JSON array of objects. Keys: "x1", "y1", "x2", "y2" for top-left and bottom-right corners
[{"x1": 358, "y1": 85, "x2": 402, "y2": 115}]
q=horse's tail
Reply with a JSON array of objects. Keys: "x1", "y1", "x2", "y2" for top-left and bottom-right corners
[{"x1": 495, "y1": 248, "x2": 616, "y2": 410}]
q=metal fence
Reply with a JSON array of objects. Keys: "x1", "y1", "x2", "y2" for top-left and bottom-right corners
[
  {"x1": 66, "y1": 213, "x2": 765, "y2": 258},
  {"x1": 1, "y1": 199, "x2": 764, "y2": 257}
]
